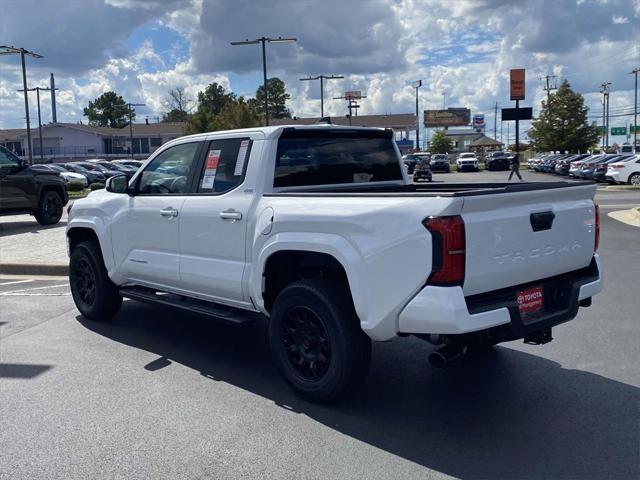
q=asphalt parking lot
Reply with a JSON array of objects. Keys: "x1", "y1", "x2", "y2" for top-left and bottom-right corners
[{"x1": 1, "y1": 175, "x2": 639, "y2": 479}]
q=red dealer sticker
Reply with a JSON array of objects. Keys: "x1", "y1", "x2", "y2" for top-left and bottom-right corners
[{"x1": 517, "y1": 286, "x2": 544, "y2": 316}]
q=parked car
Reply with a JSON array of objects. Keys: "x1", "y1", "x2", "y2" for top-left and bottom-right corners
[
  {"x1": 456, "y1": 152, "x2": 479, "y2": 172},
  {"x1": 64, "y1": 163, "x2": 106, "y2": 184},
  {"x1": 592, "y1": 155, "x2": 633, "y2": 182},
  {"x1": 605, "y1": 154, "x2": 640, "y2": 185},
  {"x1": 67, "y1": 125, "x2": 602, "y2": 402},
  {"x1": 579, "y1": 154, "x2": 618, "y2": 179},
  {"x1": 47, "y1": 164, "x2": 89, "y2": 187},
  {"x1": 75, "y1": 162, "x2": 122, "y2": 179},
  {"x1": 485, "y1": 151, "x2": 511, "y2": 171},
  {"x1": 555, "y1": 154, "x2": 590, "y2": 176},
  {"x1": 112, "y1": 159, "x2": 143, "y2": 169},
  {"x1": 570, "y1": 155, "x2": 603, "y2": 178},
  {"x1": 0, "y1": 145, "x2": 68, "y2": 225},
  {"x1": 89, "y1": 160, "x2": 137, "y2": 179},
  {"x1": 429, "y1": 153, "x2": 450, "y2": 173}
]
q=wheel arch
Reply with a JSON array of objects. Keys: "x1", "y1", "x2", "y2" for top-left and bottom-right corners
[{"x1": 66, "y1": 222, "x2": 116, "y2": 276}]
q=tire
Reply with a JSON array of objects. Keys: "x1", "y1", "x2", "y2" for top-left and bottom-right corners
[
  {"x1": 69, "y1": 241, "x2": 122, "y2": 321},
  {"x1": 629, "y1": 173, "x2": 640, "y2": 186},
  {"x1": 34, "y1": 190, "x2": 63, "y2": 225},
  {"x1": 269, "y1": 279, "x2": 372, "y2": 403}
]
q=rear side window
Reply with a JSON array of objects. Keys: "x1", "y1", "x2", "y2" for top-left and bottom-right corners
[
  {"x1": 274, "y1": 130, "x2": 402, "y2": 188},
  {"x1": 197, "y1": 138, "x2": 252, "y2": 194}
]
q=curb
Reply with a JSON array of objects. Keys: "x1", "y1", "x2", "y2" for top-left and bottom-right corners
[{"x1": 0, "y1": 263, "x2": 68, "y2": 276}]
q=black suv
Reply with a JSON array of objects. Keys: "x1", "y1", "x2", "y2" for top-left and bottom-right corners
[{"x1": 0, "y1": 146, "x2": 68, "y2": 225}]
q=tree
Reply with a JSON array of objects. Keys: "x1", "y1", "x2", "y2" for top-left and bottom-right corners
[
  {"x1": 429, "y1": 129, "x2": 453, "y2": 154},
  {"x1": 211, "y1": 97, "x2": 261, "y2": 131},
  {"x1": 162, "y1": 87, "x2": 192, "y2": 123},
  {"x1": 529, "y1": 80, "x2": 600, "y2": 153},
  {"x1": 197, "y1": 82, "x2": 236, "y2": 116},
  {"x1": 83, "y1": 91, "x2": 131, "y2": 128},
  {"x1": 250, "y1": 77, "x2": 291, "y2": 120}
]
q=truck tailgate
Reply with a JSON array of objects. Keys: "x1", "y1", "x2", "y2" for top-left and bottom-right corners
[{"x1": 461, "y1": 183, "x2": 598, "y2": 296}]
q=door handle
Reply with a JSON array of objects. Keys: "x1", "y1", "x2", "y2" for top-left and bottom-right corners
[
  {"x1": 219, "y1": 209, "x2": 242, "y2": 221},
  {"x1": 159, "y1": 207, "x2": 179, "y2": 218}
]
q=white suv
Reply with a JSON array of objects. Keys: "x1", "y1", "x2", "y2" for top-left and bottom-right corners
[
  {"x1": 456, "y1": 152, "x2": 479, "y2": 172},
  {"x1": 605, "y1": 154, "x2": 640, "y2": 185}
]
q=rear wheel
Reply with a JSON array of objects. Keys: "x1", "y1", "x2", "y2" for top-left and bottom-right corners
[
  {"x1": 34, "y1": 190, "x2": 63, "y2": 225},
  {"x1": 629, "y1": 173, "x2": 640, "y2": 186},
  {"x1": 69, "y1": 241, "x2": 122, "y2": 320},
  {"x1": 269, "y1": 279, "x2": 371, "y2": 403}
]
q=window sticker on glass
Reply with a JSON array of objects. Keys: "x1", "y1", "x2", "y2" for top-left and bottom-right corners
[
  {"x1": 201, "y1": 175, "x2": 215, "y2": 189},
  {"x1": 234, "y1": 140, "x2": 250, "y2": 176},
  {"x1": 206, "y1": 149, "x2": 221, "y2": 176},
  {"x1": 353, "y1": 173, "x2": 373, "y2": 183}
]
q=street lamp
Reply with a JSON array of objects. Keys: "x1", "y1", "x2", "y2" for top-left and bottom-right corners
[
  {"x1": 230, "y1": 36, "x2": 297, "y2": 126},
  {"x1": 299, "y1": 74, "x2": 344, "y2": 118},
  {"x1": 412, "y1": 80, "x2": 422, "y2": 150},
  {"x1": 18, "y1": 86, "x2": 57, "y2": 162},
  {"x1": 632, "y1": 67, "x2": 639, "y2": 150},
  {"x1": 127, "y1": 103, "x2": 145, "y2": 159},
  {"x1": 0, "y1": 46, "x2": 43, "y2": 163}
]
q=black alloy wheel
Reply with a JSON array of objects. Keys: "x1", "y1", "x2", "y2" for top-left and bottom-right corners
[
  {"x1": 35, "y1": 191, "x2": 63, "y2": 225},
  {"x1": 74, "y1": 257, "x2": 96, "y2": 306},
  {"x1": 281, "y1": 306, "x2": 331, "y2": 381}
]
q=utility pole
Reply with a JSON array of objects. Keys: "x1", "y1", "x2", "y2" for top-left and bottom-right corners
[
  {"x1": 600, "y1": 82, "x2": 611, "y2": 149},
  {"x1": 412, "y1": 80, "x2": 422, "y2": 150},
  {"x1": 231, "y1": 36, "x2": 297, "y2": 126},
  {"x1": 0, "y1": 46, "x2": 43, "y2": 163},
  {"x1": 333, "y1": 92, "x2": 366, "y2": 126},
  {"x1": 540, "y1": 75, "x2": 558, "y2": 104},
  {"x1": 18, "y1": 86, "x2": 56, "y2": 162},
  {"x1": 494, "y1": 102, "x2": 498, "y2": 140},
  {"x1": 127, "y1": 103, "x2": 145, "y2": 159},
  {"x1": 632, "y1": 67, "x2": 639, "y2": 150},
  {"x1": 299, "y1": 74, "x2": 344, "y2": 117}
]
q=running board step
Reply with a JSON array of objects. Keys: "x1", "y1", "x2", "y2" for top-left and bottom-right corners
[{"x1": 120, "y1": 287, "x2": 259, "y2": 327}]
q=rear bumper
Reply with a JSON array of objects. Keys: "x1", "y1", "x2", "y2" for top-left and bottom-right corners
[{"x1": 398, "y1": 254, "x2": 602, "y2": 337}]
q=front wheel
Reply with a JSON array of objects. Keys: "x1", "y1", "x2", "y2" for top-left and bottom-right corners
[
  {"x1": 269, "y1": 280, "x2": 371, "y2": 403},
  {"x1": 34, "y1": 190, "x2": 63, "y2": 225},
  {"x1": 629, "y1": 173, "x2": 640, "y2": 186},
  {"x1": 69, "y1": 241, "x2": 122, "y2": 321}
]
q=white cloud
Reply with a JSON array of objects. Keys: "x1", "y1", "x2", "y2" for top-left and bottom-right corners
[{"x1": 612, "y1": 14, "x2": 629, "y2": 23}]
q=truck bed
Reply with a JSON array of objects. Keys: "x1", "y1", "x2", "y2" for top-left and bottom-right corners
[{"x1": 267, "y1": 181, "x2": 595, "y2": 197}]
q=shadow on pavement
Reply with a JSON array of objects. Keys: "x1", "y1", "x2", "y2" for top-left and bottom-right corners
[
  {"x1": 0, "y1": 363, "x2": 53, "y2": 379},
  {"x1": 79, "y1": 301, "x2": 639, "y2": 479},
  {"x1": 0, "y1": 219, "x2": 67, "y2": 237}
]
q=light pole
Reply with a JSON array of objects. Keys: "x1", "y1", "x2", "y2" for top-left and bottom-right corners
[
  {"x1": 600, "y1": 82, "x2": 611, "y2": 149},
  {"x1": 18, "y1": 86, "x2": 56, "y2": 162},
  {"x1": 127, "y1": 103, "x2": 145, "y2": 158},
  {"x1": 412, "y1": 80, "x2": 422, "y2": 150},
  {"x1": 0, "y1": 46, "x2": 43, "y2": 163},
  {"x1": 299, "y1": 74, "x2": 344, "y2": 117},
  {"x1": 632, "y1": 67, "x2": 639, "y2": 149},
  {"x1": 230, "y1": 36, "x2": 297, "y2": 126}
]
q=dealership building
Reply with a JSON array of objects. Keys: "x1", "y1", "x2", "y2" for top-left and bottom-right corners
[{"x1": 0, "y1": 122, "x2": 185, "y2": 161}]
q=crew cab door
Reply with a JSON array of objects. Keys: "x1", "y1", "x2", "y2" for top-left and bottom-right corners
[
  {"x1": 178, "y1": 137, "x2": 258, "y2": 305},
  {"x1": 110, "y1": 141, "x2": 202, "y2": 288},
  {"x1": 0, "y1": 148, "x2": 31, "y2": 212}
]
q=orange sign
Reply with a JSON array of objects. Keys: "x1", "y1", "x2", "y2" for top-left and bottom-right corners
[{"x1": 510, "y1": 69, "x2": 525, "y2": 100}]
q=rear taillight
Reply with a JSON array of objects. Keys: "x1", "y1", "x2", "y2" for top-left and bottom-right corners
[
  {"x1": 594, "y1": 203, "x2": 600, "y2": 252},
  {"x1": 423, "y1": 216, "x2": 465, "y2": 286},
  {"x1": 609, "y1": 164, "x2": 625, "y2": 169}
]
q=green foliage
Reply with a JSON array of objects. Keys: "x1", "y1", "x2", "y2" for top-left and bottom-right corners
[
  {"x1": 429, "y1": 130, "x2": 453, "y2": 154},
  {"x1": 162, "y1": 108, "x2": 190, "y2": 123},
  {"x1": 529, "y1": 80, "x2": 600, "y2": 153},
  {"x1": 185, "y1": 82, "x2": 260, "y2": 134},
  {"x1": 83, "y1": 91, "x2": 132, "y2": 128},
  {"x1": 89, "y1": 182, "x2": 105, "y2": 191},
  {"x1": 250, "y1": 77, "x2": 291, "y2": 120},
  {"x1": 66, "y1": 181, "x2": 85, "y2": 192}
]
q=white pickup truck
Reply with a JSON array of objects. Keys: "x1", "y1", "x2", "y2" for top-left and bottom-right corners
[{"x1": 67, "y1": 125, "x2": 603, "y2": 402}]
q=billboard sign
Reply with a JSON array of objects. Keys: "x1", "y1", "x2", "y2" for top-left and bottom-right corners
[
  {"x1": 473, "y1": 114, "x2": 486, "y2": 131},
  {"x1": 501, "y1": 107, "x2": 532, "y2": 121},
  {"x1": 424, "y1": 108, "x2": 470, "y2": 127},
  {"x1": 510, "y1": 69, "x2": 526, "y2": 101},
  {"x1": 344, "y1": 91, "x2": 362, "y2": 100}
]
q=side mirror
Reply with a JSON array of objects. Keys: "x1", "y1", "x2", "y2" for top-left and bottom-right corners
[{"x1": 105, "y1": 174, "x2": 129, "y2": 194}]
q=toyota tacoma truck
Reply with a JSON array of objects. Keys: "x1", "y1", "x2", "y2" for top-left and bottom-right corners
[
  {"x1": 66, "y1": 125, "x2": 603, "y2": 402},
  {"x1": 1, "y1": 145, "x2": 68, "y2": 225}
]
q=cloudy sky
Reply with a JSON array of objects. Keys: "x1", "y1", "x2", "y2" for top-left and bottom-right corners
[{"x1": 1, "y1": 0, "x2": 639, "y2": 144}]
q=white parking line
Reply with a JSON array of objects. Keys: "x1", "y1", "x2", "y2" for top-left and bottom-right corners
[
  {"x1": 0, "y1": 279, "x2": 33, "y2": 287},
  {"x1": 0, "y1": 283, "x2": 68, "y2": 295}
]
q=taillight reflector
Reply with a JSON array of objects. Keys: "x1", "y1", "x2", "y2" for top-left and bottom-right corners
[
  {"x1": 423, "y1": 215, "x2": 465, "y2": 286},
  {"x1": 594, "y1": 203, "x2": 600, "y2": 252}
]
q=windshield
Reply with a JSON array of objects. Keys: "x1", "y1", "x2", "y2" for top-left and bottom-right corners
[{"x1": 275, "y1": 129, "x2": 402, "y2": 188}]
